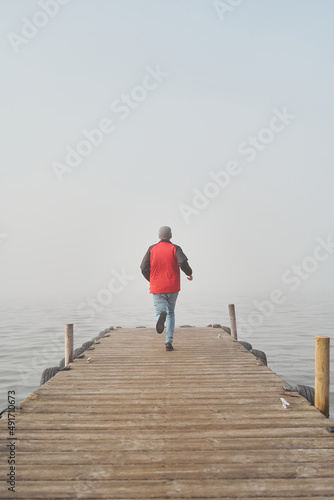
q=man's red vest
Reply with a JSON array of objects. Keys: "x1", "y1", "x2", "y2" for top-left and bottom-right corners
[{"x1": 149, "y1": 241, "x2": 180, "y2": 293}]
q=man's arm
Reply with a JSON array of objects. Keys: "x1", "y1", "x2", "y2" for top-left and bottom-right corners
[
  {"x1": 175, "y1": 245, "x2": 193, "y2": 277},
  {"x1": 140, "y1": 247, "x2": 151, "y2": 282},
  {"x1": 180, "y1": 260, "x2": 192, "y2": 276}
]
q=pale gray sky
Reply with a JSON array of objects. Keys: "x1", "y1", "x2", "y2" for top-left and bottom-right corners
[{"x1": 1, "y1": 0, "x2": 333, "y2": 305}]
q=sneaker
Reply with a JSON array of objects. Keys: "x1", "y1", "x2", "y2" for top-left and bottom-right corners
[
  {"x1": 166, "y1": 342, "x2": 173, "y2": 351},
  {"x1": 156, "y1": 311, "x2": 167, "y2": 334}
]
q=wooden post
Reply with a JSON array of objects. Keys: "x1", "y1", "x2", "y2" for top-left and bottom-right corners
[
  {"x1": 315, "y1": 336, "x2": 330, "y2": 418},
  {"x1": 228, "y1": 304, "x2": 238, "y2": 341},
  {"x1": 65, "y1": 324, "x2": 74, "y2": 366}
]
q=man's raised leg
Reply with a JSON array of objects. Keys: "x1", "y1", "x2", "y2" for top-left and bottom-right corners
[{"x1": 153, "y1": 293, "x2": 167, "y2": 334}]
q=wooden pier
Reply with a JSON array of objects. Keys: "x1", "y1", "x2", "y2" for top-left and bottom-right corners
[{"x1": 1, "y1": 327, "x2": 334, "y2": 499}]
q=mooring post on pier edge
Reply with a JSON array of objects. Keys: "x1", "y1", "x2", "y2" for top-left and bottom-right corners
[
  {"x1": 228, "y1": 304, "x2": 238, "y2": 340},
  {"x1": 65, "y1": 323, "x2": 74, "y2": 366},
  {"x1": 315, "y1": 335, "x2": 330, "y2": 418}
]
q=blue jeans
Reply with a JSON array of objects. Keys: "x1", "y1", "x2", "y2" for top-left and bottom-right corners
[{"x1": 152, "y1": 292, "x2": 179, "y2": 344}]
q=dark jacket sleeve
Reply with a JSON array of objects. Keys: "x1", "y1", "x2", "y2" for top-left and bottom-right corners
[
  {"x1": 140, "y1": 247, "x2": 151, "y2": 282},
  {"x1": 175, "y1": 245, "x2": 193, "y2": 276}
]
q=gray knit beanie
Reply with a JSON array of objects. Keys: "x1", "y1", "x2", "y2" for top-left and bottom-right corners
[{"x1": 159, "y1": 226, "x2": 172, "y2": 240}]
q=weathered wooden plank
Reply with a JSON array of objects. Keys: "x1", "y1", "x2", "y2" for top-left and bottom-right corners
[
  {"x1": 6, "y1": 418, "x2": 331, "y2": 431},
  {"x1": 7, "y1": 426, "x2": 332, "y2": 439},
  {"x1": 7, "y1": 462, "x2": 334, "y2": 481},
  {"x1": 1, "y1": 447, "x2": 334, "y2": 464},
  {"x1": 2, "y1": 436, "x2": 334, "y2": 453},
  {"x1": 1, "y1": 409, "x2": 324, "y2": 421},
  {"x1": 1, "y1": 479, "x2": 334, "y2": 499},
  {"x1": 10, "y1": 417, "x2": 327, "y2": 430}
]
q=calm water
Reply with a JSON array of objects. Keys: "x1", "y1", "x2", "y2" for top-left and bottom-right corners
[{"x1": 0, "y1": 293, "x2": 333, "y2": 416}]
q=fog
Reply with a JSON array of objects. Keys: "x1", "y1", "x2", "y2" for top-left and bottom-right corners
[{"x1": 1, "y1": 0, "x2": 334, "y2": 309}]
